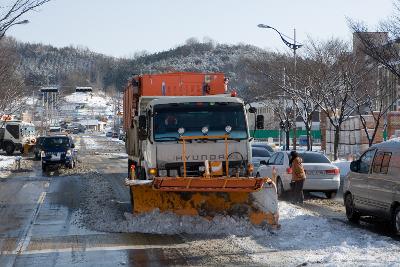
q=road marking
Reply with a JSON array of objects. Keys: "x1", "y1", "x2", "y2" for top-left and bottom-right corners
[
  {"x1": 13, "y1": 191, "x2": 46, "y2": 255},
  {"x1": 2, "y1": 244, "x2": 186, "y2": 255}
]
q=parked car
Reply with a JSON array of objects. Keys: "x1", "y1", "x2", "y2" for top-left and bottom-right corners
[
  {"x1": 106, "y1": 131, "x2": 113, "y2": 137},
  {"x1": 252, "y1": 142, "x2": 274, "y2": 153},
  {"x1": 257, "y1": 151, "x2": 340, "y2": 198},
  {"x1": 344, "y1": 139, "x2": 400, "y2": 234},
  {"x1": 112, "y1": 132, "x2": 118, "y2": 138},
  {"x1": 33, "y1": 136, "x2": 46, "y2": 160},
  {"x1": 251, "y1": 146, "x2": 272, "y2": 170},
  {"x1": 40, "y1": 135, "x2": 77, "y2": 171}
]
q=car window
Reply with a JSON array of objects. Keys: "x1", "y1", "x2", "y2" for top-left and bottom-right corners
[
  {"x1": 252, "y1": 148, "x2": 270, "y2": 157},
  {"x1": 6, "y1": 124, "x2": 19, "y2": 139},
  {"x1": 372, "y1": 151, "x2": 392, "y2": 174},
  {"x1": 275, "y1": 153, "x2": 284, "y2": 165},
  {"x1": 299, "y1": 153, "x2": 331, "y2": 163},
  {"x1": 359, "y1": 149, "x2": 376, "y2": 174},
  {"x1": 268, "y1": 153, "x2": 278, "y2": 165}
]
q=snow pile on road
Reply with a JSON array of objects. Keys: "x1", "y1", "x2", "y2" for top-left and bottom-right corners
[
  {"x1": 77, "y1": 169, "x2": 274, "y2": 236},
  {"x1": 233, "y1": 201, "x2": 400, "y2": 266},
  {"x1": 121, "y1": 210, "x2": 270, "y2": 236},
  {"x1": 0, "y1": 155, "x2": 15, "y2": 170},
  {"x1": 82, "y1": 136, "x2": 101, "y2": 149}
]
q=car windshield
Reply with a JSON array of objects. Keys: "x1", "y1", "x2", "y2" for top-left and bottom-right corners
[
  {"x1": 43, "y1": 137, "x2": 70, "y2": 147},
  {"x1": 153, "y1": 102, "x2": 247, "y2": 141},
  {"x1": 21, "y1": 126, "x2": 35, "y2": 136},
  {"x1": 299, "y1": 153, "x2": 330, "y2": 163},
  {"x1": 252, "y1": 148, "x2": 271, "y2": 157}
]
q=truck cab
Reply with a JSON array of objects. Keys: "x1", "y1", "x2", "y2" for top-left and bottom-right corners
[
  {"x1": 129, "y1": 95, "x2": 253, "y2": 179},
  {"x1": 0, "y1": 120, "x2": 36, "y2": 155}
]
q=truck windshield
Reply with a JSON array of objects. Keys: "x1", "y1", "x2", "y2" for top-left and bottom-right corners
[
  {"x1": 153, "y1": 102, "x2": 248, "y2": 141},
  {"x1": 43, "y1": 137, "x2": 71, "y2": 148}
]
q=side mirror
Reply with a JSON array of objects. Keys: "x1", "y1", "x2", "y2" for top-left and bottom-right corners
[
  {"x1": 138, "y1": 115, "x2": 147, "y2": 140},
  {"x1": 260, "y1": 160, "x2": 268, "y2": 166},
  {"x1": 248, "y1": 107, "x2": 257, "y2": 113},
  {"x1": 139, "y1": 115, "x2": 147, "y2": 129},
  {"x1": 350, "y1": 160, "x2": 359, "y2": 173}
]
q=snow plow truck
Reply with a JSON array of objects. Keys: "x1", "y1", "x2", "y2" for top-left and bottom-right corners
[{"x1": 123, "y1": 72, "x2": 279, "y2": 227}]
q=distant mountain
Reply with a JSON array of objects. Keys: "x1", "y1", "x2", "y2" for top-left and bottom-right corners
[{"x1": 14, "y1": 39, "x2": 277, "y2": 101}]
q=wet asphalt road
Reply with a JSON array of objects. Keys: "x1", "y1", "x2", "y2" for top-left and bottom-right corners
[
  {"x1": 0, "y1": 134, "x2": 398, "y2": 266},
  {"x1": 0, "y1": 134, "x2": 190, "y2": 267}
]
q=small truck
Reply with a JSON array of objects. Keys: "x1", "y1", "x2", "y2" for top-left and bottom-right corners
[{"x1": 0, "y1": 120, "x2": 37, "y2": 155}]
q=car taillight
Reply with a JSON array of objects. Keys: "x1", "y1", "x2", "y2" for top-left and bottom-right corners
[
  {"x1": 326, "y1": 168, "x2": 340, "y2": 175},
  {"x1": 286, "y1": 167, "x2": 292, "y2": 174}
]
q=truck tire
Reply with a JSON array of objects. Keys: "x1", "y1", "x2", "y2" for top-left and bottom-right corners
[{"x1": 4, "y1": 142, "x2": 15, "y2": 155}]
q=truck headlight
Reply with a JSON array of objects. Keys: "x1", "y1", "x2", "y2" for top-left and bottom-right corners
[
  {"x1": 41, "y1": 151, "x2": 45, "y2": 158},
  {"x1": 66, "y1": 149, "x2": 72, "y2": 157}
]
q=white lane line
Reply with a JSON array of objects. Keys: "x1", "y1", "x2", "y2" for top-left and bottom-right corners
[
  {"x1": 2, "y1": 244, "x2": 186, "y2": 255},
  {"x1": 13, "y1": 191, "x2": 46, "y2": 255}
]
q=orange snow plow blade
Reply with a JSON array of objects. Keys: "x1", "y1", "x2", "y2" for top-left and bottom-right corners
[
  {"x1": 128, "y1": 177, "x2": 279, "y2": 227},
  {"x1": 152, "y1": 177, "x2": 265, "y2": 192}
]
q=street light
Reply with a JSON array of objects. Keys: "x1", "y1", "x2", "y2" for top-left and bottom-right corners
[{"x1": 257, "y1": 23, "x2": 302, "y2": 150}]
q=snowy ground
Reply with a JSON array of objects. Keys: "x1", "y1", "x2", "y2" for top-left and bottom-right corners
[
  {"x1": 0, "y1": 155, "x2": 16, "y2": 178},
  {"x1": 76, "y1": 165, "x2": 400, "y2": 266},
  {"x1": 71, "y1": 134, "x2": 400, "y2": 266}
]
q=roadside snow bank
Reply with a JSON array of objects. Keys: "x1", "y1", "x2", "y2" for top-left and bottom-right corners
[
  {"x1": 234, "y1": 201, "x2": 400, "y2": 266},
  {"x1": 0, "y1": 155, "x2": 15, "y2": 170}
]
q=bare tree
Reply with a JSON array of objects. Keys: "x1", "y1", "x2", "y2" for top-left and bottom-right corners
[
  {"x1": 0, "y1": 0, "x2": 51, "y2": 38},
  {"x1": 305, "y1": 39, "x2": 366, "y2": 160},
  {"x1": 0, "y1": 38, "x2": 26, "y2": 114},
  {"x1": 352, "y1": 78, "x2": 397, "y2": 147}
]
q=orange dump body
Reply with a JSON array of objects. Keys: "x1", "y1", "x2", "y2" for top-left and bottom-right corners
[{"x1": 123, "y1": 72, "x2": 227, "y2": 130}]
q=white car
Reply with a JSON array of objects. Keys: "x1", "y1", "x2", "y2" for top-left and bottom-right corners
[
  {"x1": 256, "y1": 151, "x2": 340, "y2": 198},
  {"x1": 251, "y1": 146, "x2": 272, "y2": 170}
]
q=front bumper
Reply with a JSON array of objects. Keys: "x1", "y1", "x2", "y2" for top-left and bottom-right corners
[{"x1": 303, "y1": 178, "x2": 340, "y2": 191}]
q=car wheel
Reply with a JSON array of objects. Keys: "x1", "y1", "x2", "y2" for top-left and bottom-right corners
[
  {"x1": 276, "y1": 177, "x2": 284, "y2": 198},
  {"x1": 325, "y1": 190, "x2": 337, "y2": 199},
  {"x1": 4, "y1": 142, "x2": 15, "y2": 155},
  {"x1": 391, "y1": 206, "x2": 400, "y2": 235},
  {"x1": 345, "y1": 194, "x2": 360, "y2": 223}
]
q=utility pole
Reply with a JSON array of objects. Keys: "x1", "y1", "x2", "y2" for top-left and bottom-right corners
[{"x1": 293, "y1": 28, "x2": 297, "y2": 150}]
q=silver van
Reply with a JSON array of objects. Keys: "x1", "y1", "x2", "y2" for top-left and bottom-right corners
[{"x1": 344, "y1": 139, "x2": 400, "y2": 234}]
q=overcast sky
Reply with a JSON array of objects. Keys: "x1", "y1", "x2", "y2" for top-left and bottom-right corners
[{"x1": 7, "y1": 0, "x2": 394, "y2": 58}]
